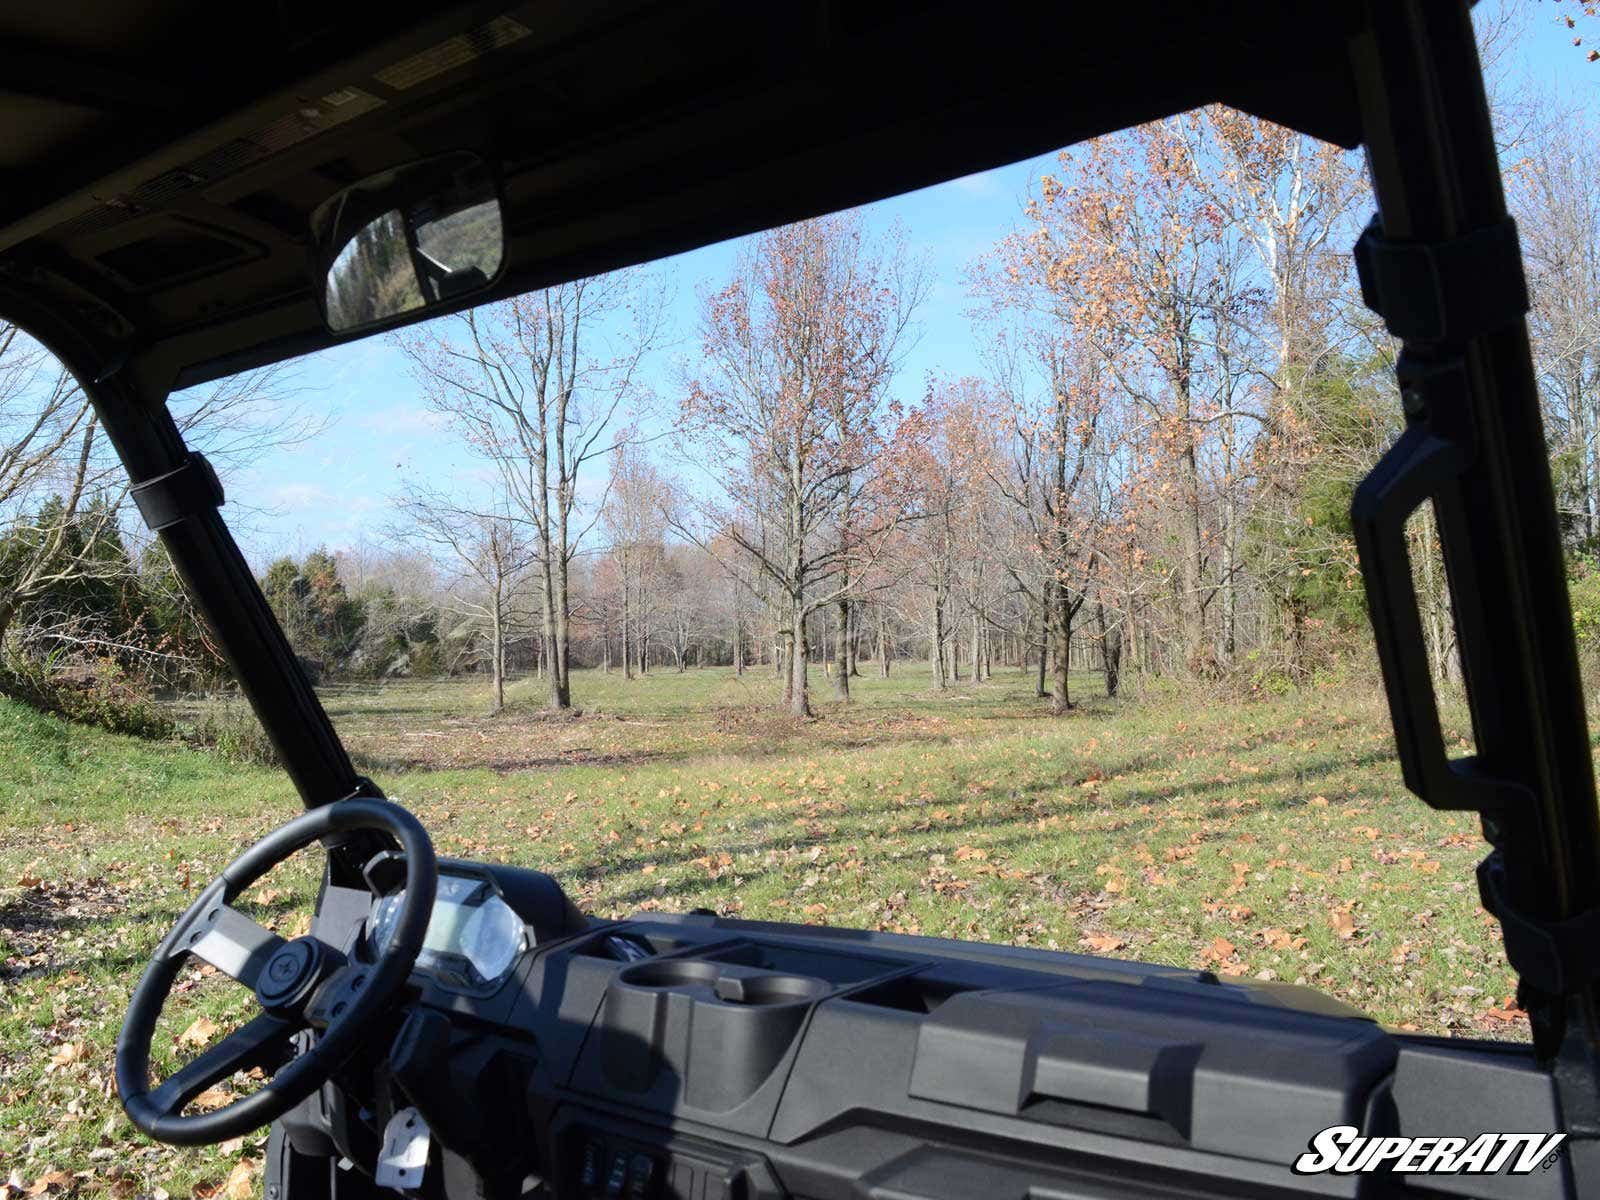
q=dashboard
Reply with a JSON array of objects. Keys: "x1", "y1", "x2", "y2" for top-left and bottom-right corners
[{"x1": 278, "y1": 859, "x2": 1575, "y2": 1200}]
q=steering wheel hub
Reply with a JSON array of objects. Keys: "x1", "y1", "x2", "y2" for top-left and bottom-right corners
[{"x1": 256, "y1": 937, "x2": 327, "y2": 1013}]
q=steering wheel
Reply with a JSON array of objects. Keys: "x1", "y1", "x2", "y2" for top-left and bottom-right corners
[{"x1": 116, "y1": 798, "x2": 436, "y2": 1145}]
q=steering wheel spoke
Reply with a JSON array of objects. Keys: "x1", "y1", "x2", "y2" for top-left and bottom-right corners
[
  {"x1": 173, "y1": 901, "x2": 287, "y2": 991},
  {"x1": 146, "y1": 1012, "x2": 299, "y2": 1119},
  {"x1": 304, "y1": 962, "x2": 376, "y2": 1030}
]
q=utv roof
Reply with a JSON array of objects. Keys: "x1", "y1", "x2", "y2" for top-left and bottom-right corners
[{"x1": 0, "y1": 0, "x2": 1363, "y2": 393}]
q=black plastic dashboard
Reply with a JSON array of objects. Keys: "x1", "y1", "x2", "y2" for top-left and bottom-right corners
[{"x1": 278, "y1": 863, "x2": 1574, "y2": 1200}]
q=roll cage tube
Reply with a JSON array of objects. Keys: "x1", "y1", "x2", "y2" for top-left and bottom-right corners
[
  {"x1": 1348, "y1": 0, "x2": 1600, "y2": 1166},
  {"x1": 0, "y1": 289, "x2": 384, "y2": 885}
]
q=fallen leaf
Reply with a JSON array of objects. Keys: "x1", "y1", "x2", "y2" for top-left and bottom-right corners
[
  {"x1": 179, "y1": 1017, "x2": 218, "y2": 1048},
  {"x1": 192, "y1": 1086, "x2": 234, "y2": 1111},
  {"x1": 1076, "y1": 931, "x2": 1123, "y2": 954},
  {"x1": 223, "y1": 1159, "x2": 257, "y2": 1200}
]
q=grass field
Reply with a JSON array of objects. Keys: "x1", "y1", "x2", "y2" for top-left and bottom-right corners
[{"x1": 0, "y1": 665, "x2": 1526, "y2": 1197}]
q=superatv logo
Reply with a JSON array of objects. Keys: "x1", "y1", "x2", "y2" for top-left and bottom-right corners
[{"x1": 1293, "y1": 1126, "x2": 1567, "y2": 1176}]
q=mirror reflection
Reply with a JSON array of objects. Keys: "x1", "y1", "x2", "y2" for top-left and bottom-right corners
[{"x1": 319, "y1": 155, "x2": 503, "y2": 333}]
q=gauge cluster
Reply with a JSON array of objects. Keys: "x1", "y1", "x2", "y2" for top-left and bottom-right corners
[{"x1": 368, "y1": 868, "x2": 527, "y2": 991}]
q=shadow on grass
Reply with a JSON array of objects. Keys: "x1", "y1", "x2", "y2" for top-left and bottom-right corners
[{"x1": 550, "y1": 745, "x2": 1397, "y2": 914}]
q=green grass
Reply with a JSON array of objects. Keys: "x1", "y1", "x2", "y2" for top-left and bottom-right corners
[{"x1": 0, "y1": 665, "x2": 1525, "y2": 1196}]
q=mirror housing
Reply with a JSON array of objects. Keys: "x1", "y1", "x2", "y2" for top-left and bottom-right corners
[{"x1": 312, "y1": 152, "x2": 504, "y2": 333}]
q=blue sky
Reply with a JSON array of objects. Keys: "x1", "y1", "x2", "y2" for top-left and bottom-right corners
[{"x1": 188, "y1": 6, "x2": 1593, "y2": 566}]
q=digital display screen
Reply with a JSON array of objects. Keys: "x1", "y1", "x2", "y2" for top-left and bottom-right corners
[
  {"x1": 421, "y1": 874, "x2": 487, "y2": 954},
  {"x1": 368, "y1": 870, "x2": 525, "y2": 989}
]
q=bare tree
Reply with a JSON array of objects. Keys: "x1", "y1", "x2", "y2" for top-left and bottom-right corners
[
  {"x1": 392, "y1": 484, "x2": 534, "y2": 711},
  {"x1": 600, "y1": 441, "x2": 671, "y2": 679},
  {"x1": 1513, "y1": 103, "x2": 1600, "y2": 548},
  {"x1": 398, "y1": 270, "x2": 664, "y2": 709},
  {"x1": 1, "y1": 324, "x2": 309, "y2": 677}
]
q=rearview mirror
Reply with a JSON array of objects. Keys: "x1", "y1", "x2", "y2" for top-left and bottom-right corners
[{"x1": 313, "y1": 152, "x2": 504, "y2": 333}]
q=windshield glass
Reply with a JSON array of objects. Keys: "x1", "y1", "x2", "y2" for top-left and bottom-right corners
[{"x1": 150, "y1": 101, "x2": 1523, "y2": 1041}]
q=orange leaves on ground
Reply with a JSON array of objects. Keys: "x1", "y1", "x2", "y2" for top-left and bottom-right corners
[
  {"x1": 1222, "y1": 859, "x2": 1251, "y2": 896},
  {"x1": 177, "y1": 1016, "x2": 218, "y2": 1048},
  {"x1": 1328, "y1": 905, "x2": 1359, "y2": 940},
  {"x1": 690, "y1": 852, "x2": 734, "y2": 879},
  {"x1": 19, "y1": 1171, "x2": 73, "y2": 1196},
  {"x1": 1261, "y1": 927, "x2": 1306, "y2": 951},
  {"x1": 47, "y1": 1042, "x2": 85, "y2": 1068},
  {"x1": 223, "y1": 1160, "x2": 259, "y2": 1200},
  {"x1": 1079, "y1": 932, "x2": 1126, "y2": 953},
  {"x1": 192, "y1": 1160, "x2": 260, "y2": 1200},
  {"x1": 1483, "y1": 995, "x2": 1526, "y2": 1024},
  {"x1": 1200, "y1": 936, "x2": 1240, "y2": 974},
  {"x1": 952, "y1": 846, "x2": 988, "y2": 862}
]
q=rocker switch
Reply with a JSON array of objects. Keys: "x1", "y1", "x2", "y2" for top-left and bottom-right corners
[
  {"x1": 605, "y1": 1151, "x2": 629, "y2": 1198},
  {"x1": 580, "y1": 1142, "x2": 604, "y2": 1192},
  {"x1": 627, "y1": 1154, "x2": 656, "y2": 1200}
]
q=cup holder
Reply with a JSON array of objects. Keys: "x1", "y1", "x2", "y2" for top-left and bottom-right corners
[
  {"x1": 618, "y1": 959, "x2": 720, "y2": 990},
  {"x1": 616, "y1": 957, "x2": 827, "y2": 1006},
  {"x1": 599, "y1": 955, "x2": 831, "y2": 1109}
]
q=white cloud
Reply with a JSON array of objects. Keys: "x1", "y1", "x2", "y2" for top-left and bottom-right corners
[{"x1": 268, "y1": 482, "x2": 338, "y2": 510}]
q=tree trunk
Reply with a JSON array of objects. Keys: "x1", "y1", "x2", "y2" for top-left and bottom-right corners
[
  {"x1": 930, "y1": 586, "x2": 946, "y2": 689},
  {"x1": 788, "y1": 607, "x2": 812, "y2": 717},
  {"x1": 1178, "y1": 433, "x2": 1206, "y2": 671},
  {"x1": 1097, "y1": 599, "x2": 1121, "y2": 698},
  {"x1": 552, "y1": 552, "x2": 572, "y2": 708},
  {"x1": 1051, "y1": 584, "x2": 1073, "y2": 714},
  {"x1": 733, "y1": 618, "x2": 745, "y2": 675},
  {"x1": 1221, "y1": 481, "x2": 1238, "y2": 668},
  {"x1": 490, "y1": 588, "x2": 506, "y2": 713},
  {"x1": 832, "y1": 597, "x2": 850, "y2": 701},
  {"x1": 1035, "y1": 587, "x2": 1050, "y2": 698},
  {"x1": 621, "y1": 573, "x2": 634, "y2": 680}
]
